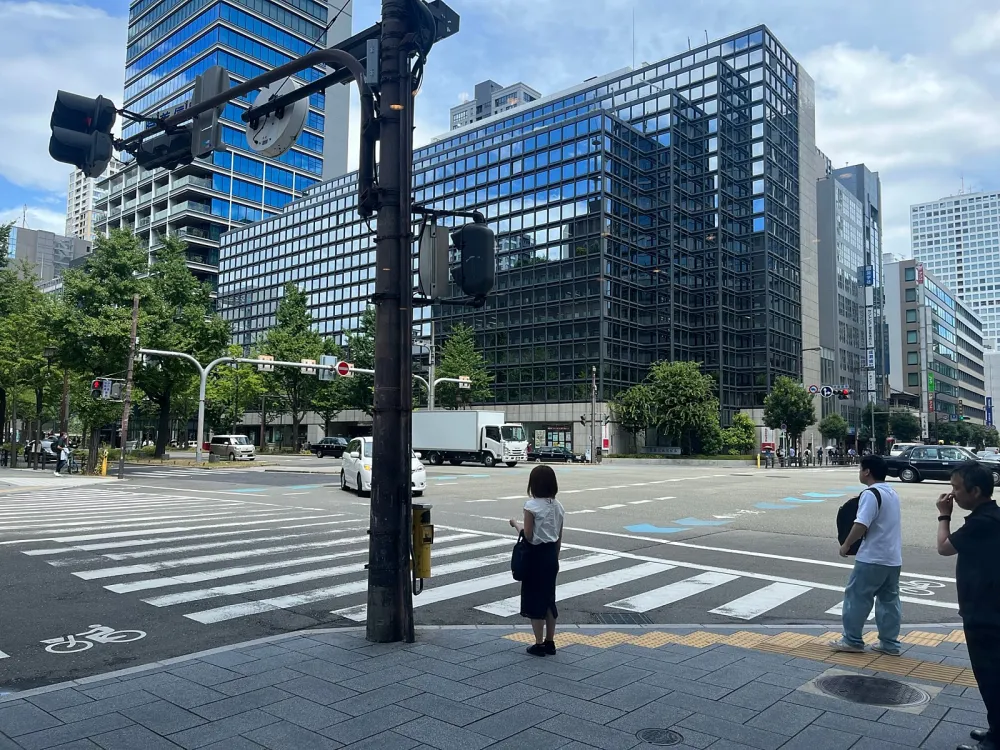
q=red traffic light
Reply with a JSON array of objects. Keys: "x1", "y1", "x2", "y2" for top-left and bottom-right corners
[{"x1": 92, "y1": 380, "x2": 101, "y2": 389}]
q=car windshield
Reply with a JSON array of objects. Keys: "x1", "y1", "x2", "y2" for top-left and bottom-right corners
[
  {"x1": 502, "y1": 425, "x2": 526, "y2": 441},
  {"x1": 232, "y1": 436, "x2": 250, "y2": 445}
]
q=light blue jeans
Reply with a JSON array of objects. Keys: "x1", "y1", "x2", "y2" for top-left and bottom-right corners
[{"x1": 842, "y1": 560, "x2": 902, "y2": 652}]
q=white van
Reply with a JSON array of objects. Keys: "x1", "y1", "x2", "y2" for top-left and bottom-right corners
[
  {"x1": 209, "y1": 434, "x2": 256, "y2": 461},
  {"x1": 889, "y1": 442, "x2": 922, "y2": 457}
]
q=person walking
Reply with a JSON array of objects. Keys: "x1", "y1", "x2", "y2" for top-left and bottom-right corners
[
  {"x1": 509, "y1": 464, "x2": 564, "y2": 656},
  {"x1": 52, "y1": 432, "x2": 68, "y2": 477},
  {"x1": 830, "y1": 453, "x2": 903, "y2": 655},
  {"x1": 936, "y1": 463, "x2": 1000, "y2": 750}
]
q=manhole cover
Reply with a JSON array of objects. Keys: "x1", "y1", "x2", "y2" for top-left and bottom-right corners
[
  {"x1": 636, "y1": 728, "x2": 683, "y2": 746},
  {"x1": 815, "y1": 675, "x2": 929, "y2": 707},
  {"x1": 594, "y1": 612, "x2": 653, "y2": 625}
]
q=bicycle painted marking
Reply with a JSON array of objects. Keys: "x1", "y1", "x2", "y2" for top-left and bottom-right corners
[
  {"x1": 898, "y1": 580, "x2": 945, "y2": 597},
  {"x1": 40, "y1": 624, "x2": 146, "y2": 654}
]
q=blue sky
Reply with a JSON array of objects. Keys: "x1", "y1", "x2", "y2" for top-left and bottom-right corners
[{"x1": 3, "y1": 0, "x2": 1000, "y2": 257}]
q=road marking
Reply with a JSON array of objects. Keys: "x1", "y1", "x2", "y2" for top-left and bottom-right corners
[
  {"x1": 476, "y1": 562, "x2": 675, "y2": 617},
  {"x1": 465, "y1": 499, "x2": 496, "y2": 503},
  {"x1": 608, "y1": 572, "x2": 739, "y2": 613},
  {"x1": 333, "y1": 553, "x2": 617, "y2": 622},
  {"x1": 560, "y1": 490, "x2": 583, "y2": 494},
  {"x1": 229, "y1": 488, "x2": 268, "y2": 493},
  {"x1": 283, "y1": 492, "x2": 310, "y2": 496},
  {"x1": 708, "y1": 582, "x2": 811, "y2": 620},
  {"x1": 599, "y1": 504, "x2": 626, "y2": 509},
  {"x1": 435, "y1": 483, "x2": 459, "y2": 486},
  {"x1": 583, "y1": 487, "x2": 608, "y2": 492},
  {"x1": 629, "y1": 482, "x2": 650, "y2": 486},
  {"x1": 567, "y1": 509, "x2": 596, "y2": 514},
  {"x1": 101, "y1": 530, "x2": 356, "y2": 559},
  {"x1": 628, "y1": 500, "x2": 653, "y2": 505},
  {"x1": 826, "y1": 602, "x2": 875, "y2": 620},
  {"x1": 0, "y1": 650, "x2": 8, "y2": 659},
  {"x1": 499, "y1": 495, "x2": 523, "y2": 500},
  {"x1": 0, "y1": 508, "x2": 288, "y2": 532},
  {"x1": 654, "y1": 496, "x2": 677, "y2": 501},
  {"x1": 673, "y1": 517, "x2": 730, "y2": 527}
]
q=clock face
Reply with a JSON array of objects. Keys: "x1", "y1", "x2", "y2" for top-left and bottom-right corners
[{"x1": 247, "y1": 78, "x2": 309, "y2": 158}]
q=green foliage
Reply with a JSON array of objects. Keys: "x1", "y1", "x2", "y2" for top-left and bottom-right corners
[
  {"x1": 0, "y1": 221, "x2": 13, "y2": 270},
  {"x1": 205, "y1": 345, "x2": 266, "y2": 433},
  {"x1": 647, "y1": 360, "x2": 720, "y2": 455},
  {"x1": 609, "y1": 383, "x2": 654, "y2": 453},
  {"x1": 984, "y1": 426, "x2": 1000, "y2": 449},
  {"x1": 818, "y1": 413, "x2": 849, "y2": 445},
  {"x1": 700, "y1": 422, "x2": 724, "y2": 456},
  {"x1": 888, "y1": 410, "x2": 921, "y2": 443},
  {"x1": 435, "y1": 323, "x2": 494, "y2": 408},
  {"x1": 723, "y1": 412, "x2": 757, "y2": 454},
  {"x1": 340, "y1": 305, "x2": 376, "y2": 415},
  {"x1": 859, "y1": 402, "x2": 890, "y2": 448},
  {"x1": 763, "y1": 376, "x2": 816, "y2": 443}
]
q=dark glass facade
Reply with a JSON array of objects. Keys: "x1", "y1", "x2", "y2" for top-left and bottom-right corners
[{"x1": 220, "y1": 25, "x2": 814, "y2": 422}]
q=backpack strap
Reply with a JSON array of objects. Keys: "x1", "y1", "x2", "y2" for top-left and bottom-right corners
[{"x1": 863, "y1": 487, "x2": 882, "y2": 519}]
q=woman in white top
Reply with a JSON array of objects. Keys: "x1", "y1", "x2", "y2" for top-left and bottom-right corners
[{"x1": 509, "y1": 464, "x2": 565, "y2": 656}]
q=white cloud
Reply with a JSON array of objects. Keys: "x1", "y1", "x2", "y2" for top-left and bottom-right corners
[
  {"x1": 0, "y1": 205, "x2": 68, "y2": 235},
  {"x1": 952, "y1": 10, "x2": 1000, "y2": 54},
  {"x1": 0, "y1": 1, "x2": 125, "y2": 194}
]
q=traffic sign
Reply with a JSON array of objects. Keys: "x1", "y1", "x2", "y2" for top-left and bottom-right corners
[
  {"x1": 301, "y1": 358, "x2": 316, "y2": 376},
  {"x1": 257, "y1": 354, "x2": 274, "y2": 372},
  {"x1": 336, "y1": 361, "x2": 352, "y2": 378},
  {"x1": 807, "y1": 384, "x2": 819, "y2": 394},
  {"x1": 102, "y1": 379, "x2": 112, "y2": 399},
  {"x1": 780, "y1": 423, "x2": 787, "y2": 432},
  {"x1": 318, "y1": 355, "x2": 336, "y2": 381},
  {"x1": 458, "y1": 375, "x2": 471, "y2": 390},
  {"x1": 820, "y1": 385, "x2": 833, "y2": 398}
]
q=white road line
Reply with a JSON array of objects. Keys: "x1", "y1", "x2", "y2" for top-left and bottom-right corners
[
  {"x1": 566, "y1": 509, "x2": 596, "y2": 515},
  {"x1": 184, "y1": 549, "x2": 510, "y2": 624},
  {"x1": 708, "y1": 582, "x2": 812, "y2": 620},
  {"x1": 608, "y1": 572, "x2": 739, "y2": 613},
  {"x1": 499, "y1": 495, "x2": 523, "y2": 500},
  {"x1": 476, "y1": 561, "x2": 674, "y2": 617},
  {"x1": 826, "y1": 602, "x2": 875, "y2": 621},
  {"x1": 0, "y1": 498, "x2": 229, "y2": 518},
  {"x1": 147, "y1": 551, "x2": 513, "y2": 608},
  {"x1": 103, "y1": 529, "x2": 354, "y2": 559},
  {"x1": 629, "y1": 483, "x2": 649, "y2": 486},
  {"x1": 583, "y1": 487, "x2": 608, "y2": 492},
  {"x1": 628, "y1": 500, "x2": 653, "y2": 505},
  {"x1": 599, "y1": 504, "x2": 626, "y2": 509},
  {"x1": 0, "y1": 650, "x2": 8, "y2": 659},
  {"x1": 465, "y1": 499, "x2": 496, "y2": 503},
  {"x1": 654, "y1": 496, "x2": 677, "y2": 501},
  {"x1": 0, "y1": 509, "x2": 282, "y2": 532},
  {"x1": 560, "y1": 490, "x2": 583, "y2": 494}
]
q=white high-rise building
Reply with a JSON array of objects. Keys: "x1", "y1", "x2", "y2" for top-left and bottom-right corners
[
  {"x1": 65, "y1": 160, "x2": 123, "y2": 240},
  {"x1": 910, "y1": 190, "x2": 1000, "y2": 349}
]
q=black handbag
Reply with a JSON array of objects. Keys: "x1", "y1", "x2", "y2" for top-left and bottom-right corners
[{"x1": 511, "y1": 531, "x2": 528, "y2": 581}]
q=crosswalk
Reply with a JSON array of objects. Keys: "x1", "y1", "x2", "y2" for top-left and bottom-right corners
[
  {"x1": 0, "y1": 474, "x2": 116, "y2": 489},
  {"x1": 2, "y1": 488, "x2": 957, "y2": 628},
  {"x1": 124, "y1": 468, "x2": 214, "y2": 478}
]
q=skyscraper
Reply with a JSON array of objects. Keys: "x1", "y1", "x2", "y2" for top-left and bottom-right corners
[
  {"x1": 93, "y1": 0, "x2": 352, "y2": 285},
  {"x1": 449, "y1": 80, "x2": 541, "y2": 130},
  {"x1": 911, "y1": 190, "x2": 1000, "y2": 350},
  {"x1": 66, "y1": 160, "x2": 123, "y2": 241}
]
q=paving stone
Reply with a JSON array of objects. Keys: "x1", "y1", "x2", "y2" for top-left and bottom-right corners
[
  {"x1": 919, "y1": 703, "x2": 949, "y2": 720},
  {"x1": 89, "y1": 724, "x2": 185, "y2": 750},
  {"x1": 212, "y1": 668, "x2": 303, "y2": 697},
  {"x1": 943, "y1": 707, "x2": 989, "y2": 727},
  {"x1": 766, "y1": 725, "x2": 859, "y2": 750},
  {"x1": 745, "y1": 701, "x2": 822, "y2": 736},
  {"x1": 591, "y1": 682, "x2": 670, "y2": 712},
  {"x1": 812, "y1": 711, "x2": 931, "y2": 746},
  {"x1": 337, "y1": 667, "x2": 421, "y2": 694},
  {"x1": 570, "y1": 651, "x2": 642, "y2": 673},
  {"x1": 25, "y1": 690, "x2": 92, "y2": 713},
  {"x1": 290, "y1": 659, "x2": 364, "y2": 684},
  {"x1": 191, "y1": 688, "x2": 292, "y2": 721},
  {"x1": 460, "y1": 664, "x2": 540, "y2": 692},
  {"x1": 227, "y1": 653, "x2": 313, "y2": 676},
  {"x1": 462, "y1": 683, "x2": 546, "y2": 713},
  {"x1": 527, "y1": 661, "x2": 600, "y2": 682},
  {"x1": 243, "y1": 720, "x2": 343, "y2": 750},
  {"x1": 459, "y1": 652, "x2": 533, "y2": 673},
  {"x1": 15, "y1": 714, "x2": 133, "y2": 750},
  {"x1": 605, "y1": 700, "x2": 692, "y2": 734},
  {"x1": 261, "y1": 697, "x2": 349, "y2": 731},
  {"x1": 404, "y1": 657, "x2": 480, "y2": 682},
  {"x1": 537, "y1": 713, "x2": 641, "y2": 750},
  {"x1": 524, "y1": 673, "x2": 611, "y2": 701},
  {"x1": 583, "y1": 665, "x2": 653, "y2": 691},
  {"x1": 392, "y1": 715, "x2": 493, "y2": 750},
  {"x1": 675, "y1": 712, "x2": 785, "y2": 750},
  {"x1": 23, "y1": 741, "x2": 100, "y2": 750},
  {"x1": 781, "y1": 688, "x2": 888, "y2": 721},
  {"x1": 166, "y1": 709, "x2": 279, "y2": 749},
  {"x1": 294, "y1": 646, "x2": 370, "y2": 668},
  {"x1": 479, "y1": 727, "x2": 573, "y2": 750},
  {"x1": 408, "y1": 643, "x2": 483, "y2": 665},
  {"x1": 168, "y1": 663, "x2": 244, "y2": 687},
  {"x1": 76, "y1": 682, "x2": 139, "y2": 701},
  {"x1": 272, "y1": 675, "x2": 357, "y2": 706},
  {"x1": 53, "y1": 690, "x2": 159, "y2": 724},
  {"x1": 878, "y1": 709, "x2": 940, "y2": 734},
  {"x1": 330, "y1": 684, "x2": 420, "y2": 718},
  {"x1": 658, "y1": 691, "x2": 755, "y2": 724},
  {"x1": 932, "y1": 694, "x2": 988, "y2": 714},
  {"x1": 340, "y1": 730, "x2": 420, "y2": 750},
  {"x1": 754, "y1": 670, "x2": 819, "y2": 690},
  {"x1": 0, "y1": 701, "x2": 63, "y2": 736},
  {"x1": 720, "y1": 681, "x2": 792, "y2": 711},
  {"x1": 120, "y1": 700, "x2": 207, "y2": 735},
  {"x1": 126, "y1": 674, "x2": 227, "y2": 709},
  {"x1": 851, "y1": 738, "x2": 912, "y2": 749},
  {"x1": 464, "y1": 704, "x2": 558, "y2": 741},
  {"x1": 0, "y1": 731, "x2": 22, "y2": 750},
  {"x1": 628, "y1": 659, "x2": 710, "y2": 682},
  {"x1": 922, "y1": 720, "x2": 987, "y2": 750},
  {"x1": 401, "y1": 673, "x2": 483, "y2": 702},
  {"x1": 319, "y1": 705, "x2": 421, "y2": 745},
  {"x1": 199, "y1": 739, "x2": 265, "y2": 750},
  {"x1": 348, "y1": 652, "x2": 422, "y2": 675},
  {"x1": 396, "y1": 692, "x2": 489, "y2": 727},
  {"x1": 237, "y1": 646, "x2": 289, "y2": 660},
  {"x1": 530, "y1": 691, "x2": 624, "y2": 725},
  {"x1": 639, "y1": 673, "x2": 731, "y2": 700},
  {"x1": 698, "y1": 664, "x2": 769, "y2": 689},
  {"x1": 457, "y1": 639, "x2": 522, "y2": 658},
  {"x1": 198, "y1": 652, "x2": 258, "y2": 669},
  {"x1": 304, "y1": 633, "x2": 368, "y2": 650}
]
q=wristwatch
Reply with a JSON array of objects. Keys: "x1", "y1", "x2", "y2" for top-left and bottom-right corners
[{"x1": 938, "y1": 515, "x2": 951, "y2": 522}]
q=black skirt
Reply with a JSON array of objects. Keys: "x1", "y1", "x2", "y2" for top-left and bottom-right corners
[{"x1": 519, "y1": 541, "x2": 560, "y2": 620}]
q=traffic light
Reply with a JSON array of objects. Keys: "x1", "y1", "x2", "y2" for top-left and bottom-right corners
[
  {"x1": 91, "y1": 379, "x2": 104, "y2": 400},
  {"x1": 191, "y1": 66, "x2": 228, "y2": 158},
  {"x1": 48, "y1": 92, "x2": 117, "y2": 178},
  {"x1": 133, "y1": 128, "x2": 194, "y2": 171},
  {"x1": 837, "y1": 388, "x2": 851, "y2": 400},
  {"x1": 451, "y1": 223, "x2": 496, "y2": 298},
  {"x1": 958, "y1": 399, "x2": 964, "y2": 420}
]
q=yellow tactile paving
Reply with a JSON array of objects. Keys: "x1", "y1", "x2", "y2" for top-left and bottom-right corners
[{"x1": 502, "y1": 629, "x2": 975, "y2": 688}]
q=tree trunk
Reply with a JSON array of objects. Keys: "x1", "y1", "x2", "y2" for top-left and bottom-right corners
[
  {"x1": 0, "y1": 388, "x2": 6, "y2": 446},
  {"x1": 291, "y1": 412, "x2": 302, "y2": 452},
  {"x1": 154, "y1": 393, "x2": 171, "y2": 459},
  {"x1": 87, "y1": 426, "x2": 100, "y2": 474}
]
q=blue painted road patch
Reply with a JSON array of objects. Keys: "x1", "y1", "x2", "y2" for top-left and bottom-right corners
[
  {"x1": 625, "y1": 524, "x2": 687, "y2": 534},
  {"x1": 754, "y1": 502, "x2": 799, "y2": 510},
  {"x1": 673, "y1": 517, "x2": 731, "y2": 527}
]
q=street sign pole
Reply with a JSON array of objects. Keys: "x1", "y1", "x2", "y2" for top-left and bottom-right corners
[{"x1": 117, "y1": 294, "x2": 140, "y2": 480}]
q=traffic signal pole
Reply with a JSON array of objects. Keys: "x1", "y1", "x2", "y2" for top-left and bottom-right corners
[
  {"x1": 117, "y1": 294, "x2": 140, "y2": 480},
  {"x1": 367, "y1": 0, "x2": 416, "y2": 644}
]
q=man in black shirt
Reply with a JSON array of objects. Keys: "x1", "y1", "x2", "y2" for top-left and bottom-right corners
[{"x1": 937, "y1": 462, "x2": 1000, "y2": 750}]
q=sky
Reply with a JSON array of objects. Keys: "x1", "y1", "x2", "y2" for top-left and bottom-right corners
[{"x1": 2, "y1": 0, "x2": 1000, "y2": 258}]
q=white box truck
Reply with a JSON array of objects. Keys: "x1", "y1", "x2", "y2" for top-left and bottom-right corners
[{"x1": 413, "y1": 410, "x2": 528, "y2": 467}]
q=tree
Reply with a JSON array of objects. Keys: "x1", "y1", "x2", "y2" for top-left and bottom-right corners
[
  {"x1": 763, "y1": 376, "x2": 816, "y2": 449},
  {"x1": 609, "y1": 383, "x2": 654, "y2": 453},
  {"x1": 434, "y1": 323, "x2": 493, "y2": 409},
  {"x1": 257, "y1": 283, "x2": 327, "y2": 450},
  {"x1": 888, "y1": 410, "x2": 921, "y2": 443},
  {"x1": 818, "y1": 413, "x2": 848, "y2": 448},
  {"x1": 69, "y1": 374, "x2": 123, "y2": 468},
  {"x1": 646, "y1": 360, "x2": 720, "y2": 455},
  {"x1": 859, "y1": 402, "x2": 890, "y2": 450},
  {"x1": 312, "y1": 375, "x2": 346, "y2": 437},
  {"x1": 967, "y1": 423, "x2": 988, "y2": 451},
  {"x1": 723, "y1": 412, "x2": 757, "y2": 455},
  {"x1": 205, "y1": 345, "x2": 266, "y2": 434},
  {"x1": 984, "y1": 426, "x2": 1000, "y2": 449},
  {"x1": 137, "y1": 236, "x2": 230, "y2": 457},
  {"x1": 340, "y1": 305, "x2": 376, "y2": 416},
  {"x1": 0, "y1": 221, "x2": 13, "y2": 271}
]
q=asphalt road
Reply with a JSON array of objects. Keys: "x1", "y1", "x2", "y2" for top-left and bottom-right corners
[{"x1": 0, "y1": 460, "x2": 963, "y2": 691}]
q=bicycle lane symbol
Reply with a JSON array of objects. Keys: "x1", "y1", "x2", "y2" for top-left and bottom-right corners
[
  {"x1": 898, "y1": 580, "x2": 946, "y2": 597},
  {"x1": 40, "y1": 624, "x2": 146, "y2": 654}
]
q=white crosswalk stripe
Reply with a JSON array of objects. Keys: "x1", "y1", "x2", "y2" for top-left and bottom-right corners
[{"x1": 3, "y1": 489, "x2": 958, "y2": 628}]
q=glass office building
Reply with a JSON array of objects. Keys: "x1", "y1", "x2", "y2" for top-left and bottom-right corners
[
  {"x1": 220, "y1": 25, "x2": 816, "y2": 443},
  {"x1": 93, "y1": 0, "x2": 351, "y2": 284}
]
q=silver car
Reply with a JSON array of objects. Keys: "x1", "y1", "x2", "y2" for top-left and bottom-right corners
[{"x1": 209, "y1": 434, "x2": 256, "y2": 461}]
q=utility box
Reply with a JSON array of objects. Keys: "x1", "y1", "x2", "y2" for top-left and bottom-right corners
[{"x1": 412, "y1": 504, "x2": 433, "y2": 580}]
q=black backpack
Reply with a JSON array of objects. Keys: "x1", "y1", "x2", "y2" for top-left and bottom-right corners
[{"x1": 837, "y1": 487, "x2": 882, "y2": 555}]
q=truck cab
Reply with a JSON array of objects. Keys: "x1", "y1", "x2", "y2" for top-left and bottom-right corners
[{"x1": 483, "y1": 423, "x2": 528, "y2": 466}]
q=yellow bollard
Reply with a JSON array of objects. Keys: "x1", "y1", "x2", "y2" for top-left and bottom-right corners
[
  {"x1": 757, "y1": 453, "x2": 761, "y2": 469},
  {"x1": 411, "y1": 504, "x2": 433, "y2": 580}
]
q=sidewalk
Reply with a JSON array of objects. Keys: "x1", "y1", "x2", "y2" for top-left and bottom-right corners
[
  {"x1": 0, "y1": 468, "x2": 117, "y2": 490},
  {"x1": 0, "y1": 625, "x2": 985, "y2": 749}
]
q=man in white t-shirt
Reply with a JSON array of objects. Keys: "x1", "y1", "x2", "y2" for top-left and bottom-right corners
[{"x1": 830, "y1": 453, "x2": 903, "y2": 655}]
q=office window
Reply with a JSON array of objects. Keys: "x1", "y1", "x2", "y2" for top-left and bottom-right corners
[
  {"x1": 906, "y1": 330, "x2": 918, "y2": 343},
  {"x1": 905, "y1": 309, "x2": 918, "y2": 323},
  {"x1": 906, "y1": 352, "x2": 919, "y2": 365},
  {"x1": 905, "y1": 288, "x2": 917, "y2": 302},
  {"x1": 907, "y1": 372, "x2": 920, "y2": 386},
  {"x1": 904, "y1": 267, "x2": 916, "y2": 281}
]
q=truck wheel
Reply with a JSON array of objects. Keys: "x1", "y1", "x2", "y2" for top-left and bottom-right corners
[
  {"x1": 505, "y1": 462, "x2": 517, "y2": 467},
  {"x1": 483, "y1": 454, "x2": 496, "y2": 468},
  {"x1": 429, "y1": 452, "x2": 444, "y2": 466},
  {"x1": 449, "y1": 459, "x2": 463, "y2": 466}
]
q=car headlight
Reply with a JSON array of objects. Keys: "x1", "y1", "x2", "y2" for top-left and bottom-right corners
[{"x1": 363, "y1": 464, "x2": 372, "y2": 471}]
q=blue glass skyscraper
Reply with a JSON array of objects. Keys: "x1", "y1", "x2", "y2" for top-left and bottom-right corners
[{"x1": 94, "y1": 0, "x2": 351, "y2": 285}]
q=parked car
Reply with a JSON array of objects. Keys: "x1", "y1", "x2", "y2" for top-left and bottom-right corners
[
  {"x1": 885, "y1": 445, "x2": 1000, "y2": 485},
  {"x1": 340, "y1": 436, "x2": 426, "y2": 497},
  {"x1": 208, "y1": 434, "x2": 256, "y2": 461},
  {"x1": 528, "y1": 445, "x2": 585, "y2": 463},
  {"x1": 888, "y1": 442, "x2": 922, "y2": 457},
  {"x1": 313, "y1": 436, "x2": 348, "y2": 458}
]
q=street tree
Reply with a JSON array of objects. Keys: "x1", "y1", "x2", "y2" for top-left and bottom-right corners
[
  {"x1": 340, "y1": 305, "x2": 376, "y2": 415},
  {"x1": 257, "y1": 283, "x2": 327, "y2": 450},
  {"x1": 984, "y1": 426, "x2": 1000, "y2": 449},
  {"x1": 818, "y1": 413, "x2": 849, "y2": 449},
  {"x1": 205, "y1": 345, "x2": 266, "y2": 434},
  {"x1": 763, "y1": 376, "x2": 816, "y2": 450},
  {"x1": 69, "y1": 374, "x2": 123, "y2": 469},
  {"x1": 312, "y1": 374, "x2": 347, "y2": 438},
  {"x1": 646, "y1": 360, "x2": 720, "y2": 455},
  {"x1": 609, "y1": 383, "x2": 654, "y2": 453},
  {"x1": 888, "y1": 410, "x2": 921, "y2": 443},
  {"x1": 435, "y1": 323, "x2": 493, "y2": 409},
  {"x1": 0, "y1": 221, "x2": 13, "y2": 270},
  {"x1": 860, "y1": 402, "x2": 890, "y2": 450},
  {"x1": 723, "y1": 412, "x2": 757, "y2": 455}
]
